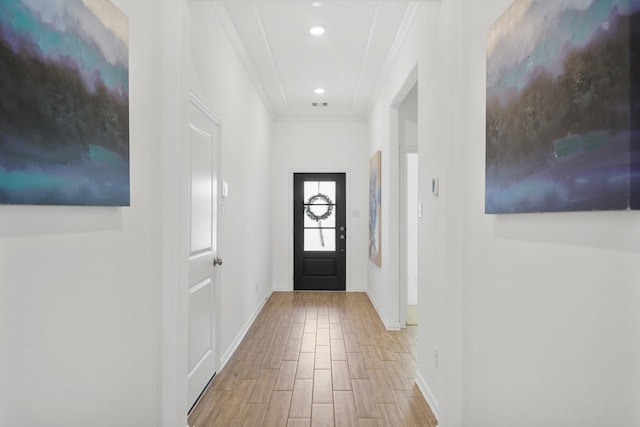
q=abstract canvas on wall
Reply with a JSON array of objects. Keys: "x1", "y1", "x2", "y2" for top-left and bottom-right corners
[
  {"x1": 486, "y1": 0, "x2": 640, "y2": 213},
  {"x1": 0, "y1": 0, "x2": 129, "y2": 206},
  {"x1": 369, "y1": 150, "x2": 381, "y2": 267}
]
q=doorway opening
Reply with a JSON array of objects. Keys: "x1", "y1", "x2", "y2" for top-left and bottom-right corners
[
  {"x1": 293, "y1": 173, "x2": 346, "y2": 291},
  {"x1": 398, "y1": 82, "x2": 418, "y2": 326},
  {"x1": 402, "y1": 151, "x2": 418, "y2": 325}
]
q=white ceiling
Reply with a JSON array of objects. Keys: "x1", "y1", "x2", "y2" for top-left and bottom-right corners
[{"x1": 211, "y1": 1, "x2": 422, "y2": 120}]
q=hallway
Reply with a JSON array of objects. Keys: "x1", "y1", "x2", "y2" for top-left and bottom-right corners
[{"x1": 188, "y1": 292, "x2": 437, "y2": 427}]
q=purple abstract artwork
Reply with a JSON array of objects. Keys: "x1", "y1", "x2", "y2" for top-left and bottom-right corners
[
  {"x1": 0, "y1": 0, "x2": 129, "y2": 206},
  {"x1": 486, "y1": 0, "x2": 640, "y2": 213}
]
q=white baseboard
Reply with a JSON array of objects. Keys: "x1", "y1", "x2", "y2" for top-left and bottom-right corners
[
  {"x1": 272, "y1": 285, "x2": 368, "y2": 292},
  {"x1": 219, "y1": 288, "x2": 273, "y2": 369},
  {"x1": 415, "y1": 370, "x2": 439, "y2": 422},
  {"x1": 365, "y1": 291, "x2": 402, "y2": 331}
]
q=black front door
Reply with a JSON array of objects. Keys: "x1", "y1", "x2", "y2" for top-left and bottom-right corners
[{"x1": 294, "y1": 173, "x2": 346, "y2": 291}]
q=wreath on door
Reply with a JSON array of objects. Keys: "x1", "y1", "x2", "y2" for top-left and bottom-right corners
[{"x1": 305, "y1": 193, "x2": 334, "y2": 222}]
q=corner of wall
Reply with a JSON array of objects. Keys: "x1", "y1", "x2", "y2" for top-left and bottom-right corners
[
  {"x1": 366, "y1": 290, "x2": 402, "y2": 331},
  {"x1": 219, "y1": 287, "x2": 273, "y2": 369},
  {"x1": 416, "y1": 369, "x2": 440, "y2": 422}
]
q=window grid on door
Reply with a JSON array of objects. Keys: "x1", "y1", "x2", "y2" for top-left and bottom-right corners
[{"x1": 303, "y1": 180, "x2": 336, "y2": 252}]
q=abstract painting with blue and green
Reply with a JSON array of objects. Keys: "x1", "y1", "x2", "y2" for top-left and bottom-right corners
[
  {"x1": 486, "y1": 0, "x2": 640, "y2": 213},
  {"x1": 0, "y1": 0, "x2": 129, "y2": 206}
]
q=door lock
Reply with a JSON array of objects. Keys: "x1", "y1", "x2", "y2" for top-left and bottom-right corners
[{"x1": 213, "y1": 257, "x2": 223, "y2": 267}]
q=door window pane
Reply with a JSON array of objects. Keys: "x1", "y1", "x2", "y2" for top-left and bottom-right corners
[
  {"x1": 304, "y1": 181, "x2": 336, "y2": 203},
  {"x1": 304, "y1": 228, "x2": 336, "y2": 251},
  {"x1": 304, "y1": 203, "x2": 336, "y2": 228},
  {"x1": 304, "y1": 213, "x2": 336, "y2": 228},
  {"x1": 304, "y1": 180, "x2": 336, "y2": 228},
  {"x1": 303, "y1": 180, "x2": 337, "y2": 251}
]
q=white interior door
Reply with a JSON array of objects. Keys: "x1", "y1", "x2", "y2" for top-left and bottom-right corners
[{"x1": 187, "y1": 96, "x2": 219, "y2": 410}]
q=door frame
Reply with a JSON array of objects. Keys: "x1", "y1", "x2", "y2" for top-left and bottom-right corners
[
  {"x1": 161, "y1": 89, "x2": 223, "y2": 425},
  {"x1": 293, "y1": 172, "x2": 347, "y2": 291},
  {"x1": 285, "y1": 169, "x2": 352, "y2": 291},
  {"x1": 390, "y1": 65, "x2": 418, "y2": 329},
  {"x1": 400, "y1": 148, "x2": 418, "y2": 327},
  {"x1": 186, "y1": 92, "x2": 222, "y2": 412}
]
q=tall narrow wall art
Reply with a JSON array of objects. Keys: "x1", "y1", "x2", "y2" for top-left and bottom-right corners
[
  {"x1": 369, "y1": 150, "x2": 381, "y2": 267},
  {"x1": 0, "y1": 0, "x2": 129, "y2": 206},
  {"x1": 486, "y1": 0, "x2": 640, "y2": 213}
]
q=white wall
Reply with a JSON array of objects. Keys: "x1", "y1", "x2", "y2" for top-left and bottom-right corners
[
  {"x1": 368, "y1": 1, "x2": 640, "y2": 426},
  {"x1": 271, "y1": 120, "x2": 369, "y2": 292},
  {"x1": 462, "y1": 1, "x2": 640, "y2": 425},
  {"x1": 188, "y1": 2, "x2": 274, "y2": 365},
  {"x1": 0, "y1": 1, "x2": 275, "y2": 425},
  {"x1": 366, "y1": 1, "x2": 443, "y2": 340},
  {"x1": 0, "y1": 1, "x2": 164, "y2": 425},
  {"x1": 368, "y1": 1, "x2": 460, "y2": 419}
]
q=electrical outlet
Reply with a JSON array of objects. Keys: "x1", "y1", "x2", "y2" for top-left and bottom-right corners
[
  {"x1": 255, "y1": 282, "x2": 258, "y2": 293},
  {"x1": 434, "y1": 349, "x2": 439, "y2": 370}
]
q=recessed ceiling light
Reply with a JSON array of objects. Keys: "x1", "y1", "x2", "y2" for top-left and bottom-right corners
[
  {"x1": 314, "y1": 88, "x2": 325, "y2": 95},
  {"x1": 309, "y1": 25, "x2": 325, "y2": 36},
  {"x1": 312, "y1": 1, "x2": 322, "y2": 7}
]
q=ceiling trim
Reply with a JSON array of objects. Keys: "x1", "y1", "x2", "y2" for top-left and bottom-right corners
[
  {"x1": 252, "y1": 3, "x2": 290, "y2": 112},
  {"x1": 390, "y1": 63, "x2": 419, "y2": 107},
  {"x1": 275, "y1": 112, "x2": 367, "y2": 123},
  {"x1": 209, "y1": 2, "x2": 276, "y2": 119},
  {"x1": 365, "y1": 2, "x2": 421, "y2": 117},
  {"x1": 349, "y1": 3, "x2": 382, "y2": 113}
]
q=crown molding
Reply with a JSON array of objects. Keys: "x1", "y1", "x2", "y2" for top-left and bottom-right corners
[
  {"x1": 366, "y1": 2, "x2": 421, "y2": 117},
  {"x1": 209, "y1": 2, "x2": 276, "y2": 120},
  {"x1": 350, "y1": 3, "x2": 382, "y2": 112},
  {"x1": 252, "y1": 3, "x2": 290, "y2": 111},
  {"x1": 275, "y1": 111, "x2": 367, "y2": 123}
]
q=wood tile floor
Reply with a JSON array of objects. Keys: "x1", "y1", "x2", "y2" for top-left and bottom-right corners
[{"x1": 188, "y1": 291, "x2": 437, "y2": 427}]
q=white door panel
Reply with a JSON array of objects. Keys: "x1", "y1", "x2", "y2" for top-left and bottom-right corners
[
  {"x1": 187, "y1": 96, "x2": 219, "y2": 411},
  {"x1": 188, "y1": 278, "x2": 213, "y2": 372},
  {"x1": 190, "y1": 125, "x2": 214, "y2": 254},
  {"x1": 189, "y1": 252, "x2": 215, "y2": 285}
]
